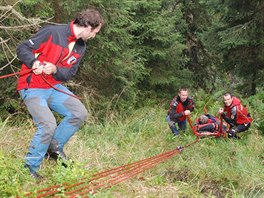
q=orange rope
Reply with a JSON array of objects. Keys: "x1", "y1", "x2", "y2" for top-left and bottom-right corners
[
  {"x1": 24, "y1": 140, "x2": 199, "y2": 197},
  {"x1": 0, "y1": 69, "x2": 33, "y2": 79},
  {"x1": 40, "y1": 74, "x2": 81, "y2": 100}
]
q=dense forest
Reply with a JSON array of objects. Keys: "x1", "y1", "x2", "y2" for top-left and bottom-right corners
[
  {"x1": 0, "y1": 0, "x2": 263, "y2": 120},
  {"x1": 0, "y1": 0, "x2": 264, "y2": 197}
]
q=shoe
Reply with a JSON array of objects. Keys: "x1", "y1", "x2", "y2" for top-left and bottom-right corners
[
  {"x1": 30, "y1": 171, "x2": 44, "y2": 180},
  {"x1": 24, "y1": 164, "x2": 44, "y2": 180},
  {"x1": 173, "y1": 132, "x2": 179, "y2": 136},
  {"x1": 45, "y1": 150, "x2": 72, "y2": 168},
  {"x1": 46, "y1": 150, "x2": 68, "y2": 161},
  {"x1": 228, "y1": 132, "x2": 240, "y2": 140}
]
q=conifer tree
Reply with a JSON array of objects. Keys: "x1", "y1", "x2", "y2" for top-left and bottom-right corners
[{"x1": 204, "y1": 0, "x2": 264, "y2": 95}]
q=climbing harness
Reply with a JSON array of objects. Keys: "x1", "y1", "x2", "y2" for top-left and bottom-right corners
[{"x1": 23, "y1": 140, "x2": 199, "y2": 197}]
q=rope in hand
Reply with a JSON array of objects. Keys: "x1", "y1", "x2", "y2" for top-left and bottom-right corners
[
  {"x1": 24, "y1": 140, "x2": 200, "y2": 197},
  {"x1": 0, "y1": 68, "x2": 80, "y2": 99},
  {"x1": 0, "y1": 68, "x2": 33, "y2": 79}
]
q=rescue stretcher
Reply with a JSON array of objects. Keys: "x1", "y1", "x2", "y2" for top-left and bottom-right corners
[{"x1": 187, "y1": 111, "x2": 228, "y2": 139}]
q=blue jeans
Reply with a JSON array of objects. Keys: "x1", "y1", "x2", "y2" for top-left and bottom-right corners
[
  {"x1": 166, "y1": 115, "x2": 186, "y2": 135},
  {"x1": 19, "y1": 84, "x2": 88, "y2": 171}
]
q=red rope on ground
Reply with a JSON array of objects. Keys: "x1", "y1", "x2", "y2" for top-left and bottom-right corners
[{"x1": 24, "y1": 140, "x2": 199, "y2": 197}]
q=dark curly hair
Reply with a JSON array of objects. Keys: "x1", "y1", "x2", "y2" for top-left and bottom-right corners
[{"x1": 74, "y1": 8, "x2": 104, "y2": 29}]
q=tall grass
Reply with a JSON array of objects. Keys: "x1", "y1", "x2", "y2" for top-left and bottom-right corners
[{"x1": 0, "y1": 96, "x2": 263, "y2": 197}]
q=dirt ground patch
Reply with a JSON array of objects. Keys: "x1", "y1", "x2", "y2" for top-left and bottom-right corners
[
  {"x1": 200, "y1": 179, "x2": 228, "y2": 198},
  {"x1": 164, "y1": 168, "x2": 190, "y2": 183}
]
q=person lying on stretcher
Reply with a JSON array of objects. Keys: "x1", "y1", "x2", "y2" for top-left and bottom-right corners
[{"x1": 195, "y1": 114, "x2": 227, "y2": 133}]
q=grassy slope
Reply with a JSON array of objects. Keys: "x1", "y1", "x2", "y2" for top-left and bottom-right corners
[{"x1": 0, "y1": 104, "x2": 263, "y2": 198}]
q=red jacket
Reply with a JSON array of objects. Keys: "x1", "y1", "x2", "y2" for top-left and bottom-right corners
[
  {"x1": 168, "y1": 96, "x2": 195, "y2": 122},
  {"x1": 224, "y1": 97, "x2": 252, "y2": 124},
  {"x1": 16, "y1": 21, "x2": 86, "y2": 90}
]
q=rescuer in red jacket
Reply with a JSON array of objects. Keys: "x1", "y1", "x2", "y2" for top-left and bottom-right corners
[
  {"x1": 17, "y1": 8, "x2": 104, "y2": 179},
  {"x1": 219, "y1": 92, "x2": 252, "y2": 138},
  {"x1": 166, "y1": 88, "x2": 195, "y2": 136}
]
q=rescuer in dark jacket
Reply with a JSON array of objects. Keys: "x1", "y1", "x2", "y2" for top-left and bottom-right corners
[{"x1": 166, "y1": 88, "x2": 195, "y2": 136}]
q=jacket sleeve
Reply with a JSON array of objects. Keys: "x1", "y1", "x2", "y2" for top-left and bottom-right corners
[
  {"x1": 187, "y1": 98, "x2": 195, "y2": 112},
  {"x1": 169, "y1": 100, "x2": 185, "y2": 121},
  {"x1": 221, "y1": 106, "x2": 237, "y2": 127},
  {"x1": 52, "y1": 58, "x2": 83, "y2": 81},
  {"x1": 16, "y1": 27, "x2": 52, "y2": 68},
  {"x1": 52, "y1": 40, "x2": 86, "y2": 82}
]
